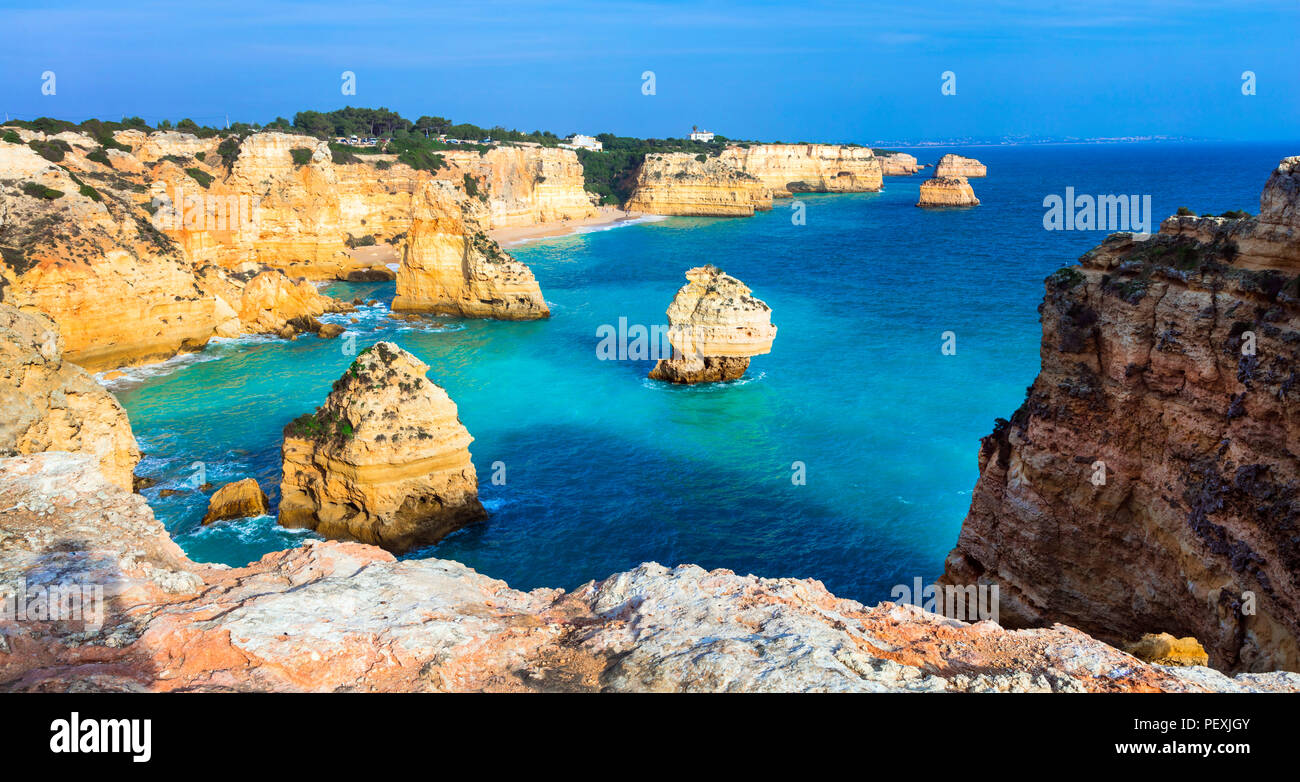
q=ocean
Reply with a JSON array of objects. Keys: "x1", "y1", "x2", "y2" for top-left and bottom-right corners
[{"x1": 110, "y1": 141, "x2": 1298, "y2": 605}]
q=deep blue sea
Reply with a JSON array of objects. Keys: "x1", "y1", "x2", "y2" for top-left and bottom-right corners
[{"x1": 110, "y1": 142, "x2": 1298, "y2": 605}]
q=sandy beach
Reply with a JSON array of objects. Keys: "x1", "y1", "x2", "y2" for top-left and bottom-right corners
[{"x1": 489, "y1": 206, "x2": 646, "y2": 246}]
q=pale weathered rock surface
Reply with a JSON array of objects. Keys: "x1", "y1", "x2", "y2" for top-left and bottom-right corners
[
  {"x1": 877, "y1": 152, "x2": 920, "y2": 176},
  {"x1": 942, "y1": 157, "x2": 1300, "y2": 673},
  {"x1": 717, "y1": 144, "x2": 883, "y2": 197},
  {"x1": 278, "y1": 341, "x2": 486, "y2": 552},
  {"x1": 3, "y1": 452, "x2": 1297, "y2": 693},
  {"x1": 917, "y1": 175, "x2": 980, "y2": 207},
  {"x1": 441, "y1": 145, "x2": 599, "y2": 228},
  {"x1": 933, "y1": 153, "x2": 987, "y2": 178},
  {"x1": 201, "y1": 478, "x2": 270, "y2": 525},
  {"x1": 649, "y1": 266, "x2": 776, "y2": 383},
  {"x1": 624, "y1": 153, "x2": 773, "y2": 216},
  {"x1": 0, "y1": 304, "x2": 138, "y2": 490}
]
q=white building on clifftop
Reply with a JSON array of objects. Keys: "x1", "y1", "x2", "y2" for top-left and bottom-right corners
[
  {"x1": 561, "y1": 134, "x2": 603, "y2": 151},
  {"x1": 689, "y1": 128, "x2": 715, "y2": 142}
]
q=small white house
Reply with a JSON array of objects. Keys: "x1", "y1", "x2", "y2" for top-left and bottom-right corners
[
  {"x1": 689, "y1": 128, "x2": 715, "y2": 143},
  {"x1": 561, "y1": 134, "x2": 603, "y2": 152}
]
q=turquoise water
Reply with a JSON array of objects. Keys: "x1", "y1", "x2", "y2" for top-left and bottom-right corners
[{"x1": 113, "y1": 142, "x2": 1297, "y2": 604}]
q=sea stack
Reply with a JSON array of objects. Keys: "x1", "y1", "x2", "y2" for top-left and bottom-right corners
[
  {"x1": 278, "y1": 341, "x2": 486, "y2": 553},
  {"x1": 648, "y1": 266, "x2": 776, "y2": 384},
  {"x1": 917, "y1": 176, "x2": 980, "y2": 207},
  {"x1": 933, "y1": 153, "x2": 987, "y2": 178},
  {"x1": 202, "y1": 478, "x2": 269, "y2": 524},
  {"x1": 392, "y1": 180, "x2": 549, "y2": 319}
]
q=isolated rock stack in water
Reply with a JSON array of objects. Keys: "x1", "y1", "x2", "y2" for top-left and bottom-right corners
[
  {"x1": 940, "y1": 157, "x2": 1300, "y2": 673},
  {"x1": 392, "y1": 179, "x2": 550, "y2": 319},
  {"x1": 717, "y1": 144, "x2": 884, "y2": 195},
  {"x1": 917, "y1": 154, "x2": 984, "y2": 207},
  {"x1": 278, "y1": 341, "x2": 486, "y2": 552},
  {"x1": 876, "y1": 152, "x2": 921, "y2": 176},
  {"x1": 0, "y1": 304, "x2": 140, "y2": 490},
  {"x1": 649, "y1": 266, "x2": 777, "y2": 384},
  {"x1": 933, "y1": 154, "x2": 987, "y2": 178}
]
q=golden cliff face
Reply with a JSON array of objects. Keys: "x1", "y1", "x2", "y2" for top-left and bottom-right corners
[
  {"x1": 649, "y1": 265, "x2": 776, "y2": 383},
  {"x1": 0, "y1": 127, "x2": 552, "y2": 369},
  {"x1": 718, "y1": 144, "x2": 883, "y2": 196},
  {"x1": 278, "y1": 341, "x2": 486, "y2": 553},
  {"x1": 625, "y1": 153, "x2": 774, "y2": 216},
  {"x1": 941, "y1": 158, "x2": 1300, "y2": 673},
  {"x1": 0, "y1": 304, "x2": 139, "y2": 489},
  {"x1": 442, "y1": 145, "x2": 598, "y2": 228},
  {"x1": 917, "y1": 176, "x2": 980, "y2": 207},
  {"x1": 392, "y1": 179, "x2": 549, "y2": 319}
]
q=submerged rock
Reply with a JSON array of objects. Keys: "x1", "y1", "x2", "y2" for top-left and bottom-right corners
[
  {"x1": 201, "y1": 478, "x2": 270, "y2": 525},
  {"x1": 648, "y1": 266, "x2": 776, "y2": 384},
  {"x1": 277, "y1": 341, "x2": 486, "y2": 552}
]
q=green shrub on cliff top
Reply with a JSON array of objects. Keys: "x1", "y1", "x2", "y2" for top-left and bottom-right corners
[
  {"x1": 184, "y1": 167, "x2": 214, "y2": 189},
  {"x1": 290, "y1": 147, "x2": 314, "y2": 166},
  {"x1": 22, "y1": 181, "x2": 64, "y2": 200},
  {"x1": 2, "y1": 130, "x2": 21, "y2": 144}
]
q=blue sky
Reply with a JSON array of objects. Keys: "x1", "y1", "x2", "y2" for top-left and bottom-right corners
[{"x1": 1, "y1": 0, "x2": 1296, "y2": 142}]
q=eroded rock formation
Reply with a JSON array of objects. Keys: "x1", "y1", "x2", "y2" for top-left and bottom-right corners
[
  {"x1": 717, "y1": 144, "x2": 883, "y2": 197},
  {"x1": 0, "y1": 304, "x2": 139, "y2": 490},
  {"x1": 4, "y1": 451, "x2": 1299, "y2": 692},
  {"x1": 877, "y1": 152, "x2": 920, "y2": 176},
  {"x1": 201, "y1": 478, "x2": 269, "y2": 524},
  {"x1": 391, "y1": 180, "x2": 548, "y2": 318},
  {"x1": 649, "y1": 266, "x2": 776, "y2": 384},
  {"x1": 0, "y1": 126, "x2": 551, "y2": 369},
  {"x1": 917, "y1": 176, "x2": 980, "y2": 207},
  {"x1": 934, "y1": 153, "x2": 987, "y2": 178},
  {"x1": 278, "y1": 341, "x2": 486, "y2": 552},
  {"x1": 441, "y1": 145, "x2": 599, "y2": 228},
  {"x1": 624, "y1": 153, "x2": 773, "y2": 216},
  {"x1": 941, "y1": 157, "x2": 1300, "y2": 673}
]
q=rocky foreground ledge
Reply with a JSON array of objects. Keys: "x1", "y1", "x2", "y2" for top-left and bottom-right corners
[{"x1": 2, "y1": 452, "x2": 1297, "y2": 692}]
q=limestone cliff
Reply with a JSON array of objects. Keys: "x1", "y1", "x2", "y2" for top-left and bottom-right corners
[
  {"x1": 278, "y1": 341, "x2": 486, "y2": 553},
  {"x1": 941, "y1": 157, "x2": 1300, "y2": 673},
  {"x1": 624, "y1": 153, "x2": 773, "y2": 217},
  {"x1": 933, "y1": 154, "x2": 987, "y2": 178},
  {"x1": 441, "y1": 144, "x2": 598, "y2": 228},
  {"x1": 391, "y1": 179, "x2": 548, "y2": 319},
  {"x1": 0, "y1": 126, "x2": 552, "y2": 368},
  {"x1": 717, "y1": 144, "x2": 883, "y2": 196},
  {"x1": 649, "y1": 266, "x2": 776, "y2": 384},
  {"x1": 3, "y1": 451, "x2": 1299, "y2": 692},
  {"x1": 918, "y1": 176, "x2": 980, "y2": 207},
  {"x1": 0, "y1": 304, "x2": 139, "y2": 490}
]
